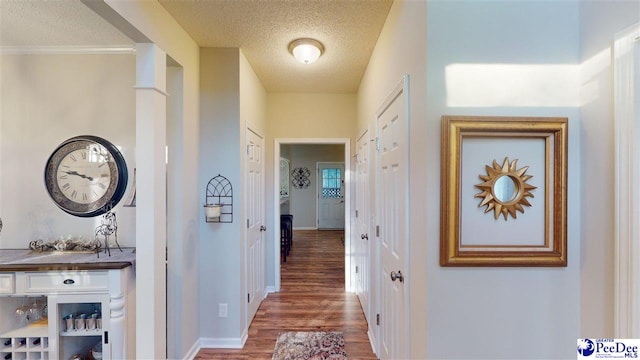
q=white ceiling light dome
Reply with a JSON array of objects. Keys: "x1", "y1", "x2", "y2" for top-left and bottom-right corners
[{"x1": 289, "y1": 38, "x2": 324, "y2": 64}]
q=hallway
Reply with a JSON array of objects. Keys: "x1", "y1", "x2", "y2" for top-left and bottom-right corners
[{"x1": 195, "y1": 230, "x2": 376, "y2": 359}]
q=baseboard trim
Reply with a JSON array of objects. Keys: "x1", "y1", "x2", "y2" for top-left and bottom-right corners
[
  {"x1": 292, "y1": 226, "x2": 317, "y2": 230},
  {"x1": 241, "y1": 328, "x2": 248, "y2": 347},
  {"x1": 183, "y1": 339, "x2": 201, "y2": 360},
  {"x1": 367, "y1": 328, "x2": 378, "y2": 357},
  {"x1": 266, "y1": 285, "x2": 277, "y2": 294},
  {"x1": 199, "y1": 335, "x2": 246, "y2": 349},
  {"x1": 183, "y1": 335, "x2": 247, "y2": 360}
]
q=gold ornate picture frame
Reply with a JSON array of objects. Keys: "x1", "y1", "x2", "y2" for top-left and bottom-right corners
[{"x1": 440, "y1": 115, "x2": 568, "y2": 266}]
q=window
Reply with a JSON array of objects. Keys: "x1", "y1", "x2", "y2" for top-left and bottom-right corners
[{"x1": 321, "y1": 168, "x2": 342, "y2": 198}]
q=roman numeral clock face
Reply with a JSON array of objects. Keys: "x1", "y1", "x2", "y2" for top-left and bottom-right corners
[{"x1": 45, "y1": 136, "x2": 128, "y2": 217}]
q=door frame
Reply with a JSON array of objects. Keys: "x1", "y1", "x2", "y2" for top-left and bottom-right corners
[
  {"x1": 316, "y1": 161, "x2": 346, "y2": 230},
  {"x1": 273, "y1": 138, "x2": 352, "y2": 292}
]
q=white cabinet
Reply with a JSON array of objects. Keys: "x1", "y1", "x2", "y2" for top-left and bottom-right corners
[
  {"x1": 23, "y1": 273, "x2": 109, "y2": 294},
  {"x1": 0, "y1": 274, "x2": 14, "y2": 294},
  {"x1": 0, "y1": 267, "x2": 133, "y2": 360},
  {"x1": 47, "y1": 293, "x2": 109, "y2": 360},
  {"x1": 0, "y1": 325, "x2": 49, "y2": 360}
]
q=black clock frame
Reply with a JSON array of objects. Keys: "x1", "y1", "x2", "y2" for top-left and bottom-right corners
[{"x1": 44, "y1": 135, "x2": 128, "y2": 217}]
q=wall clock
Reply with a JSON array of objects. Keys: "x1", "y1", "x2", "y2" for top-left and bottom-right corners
[{"x1": 44, "y1": 135, "x2": 128, "y2": 217}]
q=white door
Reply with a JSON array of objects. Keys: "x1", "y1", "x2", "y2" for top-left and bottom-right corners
[
  {"x1": 246, "y1": 127, "x2": 265, "y2": 324},
  {"x1": 376, "y1": 77, "x2": 409, "y2": 360},
  {"x1": 356, "y1": 130, "x2": 371, "y2": 324},
  {"x1": 317, "y1": 163, "x2": 345, "y2": 229}
]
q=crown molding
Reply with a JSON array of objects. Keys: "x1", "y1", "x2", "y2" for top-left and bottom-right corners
[{"x1": 0, "y1": 45, "x2": 135, "y2": 55}]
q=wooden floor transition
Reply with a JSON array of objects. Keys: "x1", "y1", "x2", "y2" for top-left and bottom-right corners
[{"x1": 195, "y1": 229, "x2": 377, "y2": 359}]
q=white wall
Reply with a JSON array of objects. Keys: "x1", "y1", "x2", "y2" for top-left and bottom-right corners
[
  {"x1": 288, "y1": 144, "x2": 344, "y2": 229},
  {"x1": 199, "y1": 48, "x2": 244, "y2": 341},
  {"x1": 579, "y1": 0, "x2": 640, "y2": 337},
  {"x1": 424, "y1": 1, "x2": 580, "y2": 359},
  {"x1": 198, "y1": 47, "x2": 267, "y2": 343},
  {"x1": 0, "y1": 54, "x2": 136, "y2": 248}
]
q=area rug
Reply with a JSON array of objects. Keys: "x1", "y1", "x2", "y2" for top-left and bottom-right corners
[{"x1": 272, "y1": 331, "x2": 348, "y2": 360}]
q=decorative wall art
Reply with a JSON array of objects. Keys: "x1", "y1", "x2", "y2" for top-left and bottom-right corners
[
  {"x1": 475, "y1": 157, "x2": 536, "y2": 220},
  {"x1": 291, "y1": 167, "x2": 311, "y2": 189},
  {"x1": 440, "y1": 115, "x2": 568, "y2": 267},
  {"x1": 204, "y1": 174, "x2": 234, "y2": 223}
]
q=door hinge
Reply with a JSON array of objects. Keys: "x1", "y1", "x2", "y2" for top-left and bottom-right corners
[
  {"x1": 247, "y1": 219, "x2": 250, "y2": 228},
  {"x1": 355, "y1": 210, "x2": 359, "y2": 218},
  {"x1": 248, "y1": 293, "x2": 250, "y2": 303},
  {"x1": 375, "y1": 137, "x2": 380, "y2": 151},
  {"x1": 376, "y1": 314, "x2": 380, "y2": 326},
  {"x1": 355, "y1": 265, "x2": 359, "y2": 274},
  {"x1": 376, "y1": 225, "x2": 380, "y2": 237},
  {"x1": 247, "y1": 145, "x2": 250, "y2": 155}
]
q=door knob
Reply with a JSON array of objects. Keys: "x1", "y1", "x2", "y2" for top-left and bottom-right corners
[
  {"x1": 390, "y1": 270, "x2": 404, "y2": 283},
  {"x1": 361, "y1": 234, "x2": 368, "y2": 240},
  {"x1": 260, "y1": 225, "x2": 267, "y2": 231}
]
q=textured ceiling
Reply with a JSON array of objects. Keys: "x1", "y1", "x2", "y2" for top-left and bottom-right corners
[
  {"x1": 0, "y1": 0, "x2": 133, "y2": 48},
  {"x1": 0, "y1": 0, "x2": 393, "y2": 93},
  {"x1": 158, "y1": 0, "x2": 393, "y2": 93}
]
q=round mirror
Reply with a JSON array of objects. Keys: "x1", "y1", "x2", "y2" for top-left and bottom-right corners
[
  {"x1": 475, "y1": 157, "x2": 537, "y2": 220},
  {"x1": 493, "y1": 175, "x2": 518, "y2": 203}
]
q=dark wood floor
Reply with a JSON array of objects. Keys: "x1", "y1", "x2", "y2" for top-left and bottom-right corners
[{"x1": 195, "y1": 230, "x2": 377, "y2": 359}]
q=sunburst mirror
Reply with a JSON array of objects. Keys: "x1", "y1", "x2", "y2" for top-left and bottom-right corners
[{"x1": 474, "y1": 157, "x2": 537, "y2": 220}]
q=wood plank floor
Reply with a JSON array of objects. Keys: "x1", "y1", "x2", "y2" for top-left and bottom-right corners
[{"x1": 195, "y1": 230, "x2": 377, "y2": 359}]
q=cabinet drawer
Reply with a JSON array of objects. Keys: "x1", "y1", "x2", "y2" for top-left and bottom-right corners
[
  {"x1": 23, "y1": 271, "x2": 109, "y2": 293},
  {"x1": 0, "y1": 273, "x2": 14, "y2": 294}
]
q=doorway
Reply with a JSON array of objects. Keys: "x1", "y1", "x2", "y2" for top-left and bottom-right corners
[
  {"x1": 273, "y1": 138, "x2": 352, "y2": 292},
  {"x1": 317, "y1": 162, "x2": 346, "y2": 229}
]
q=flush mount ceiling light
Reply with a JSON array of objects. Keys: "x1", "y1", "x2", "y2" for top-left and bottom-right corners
[{"x1": 289, "y1": 38, "x2": 324, "y2": 64}]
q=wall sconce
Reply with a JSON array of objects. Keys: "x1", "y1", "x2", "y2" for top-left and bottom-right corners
[{"x1": 289, "y1": 38, "x2": 324, "y2": 64}]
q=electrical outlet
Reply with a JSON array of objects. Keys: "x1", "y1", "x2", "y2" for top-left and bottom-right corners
[{"x1": 218, "y1": 303, "x2": 228, "y2": 318}]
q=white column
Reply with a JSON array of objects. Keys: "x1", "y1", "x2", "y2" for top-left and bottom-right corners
[
  {"x1": 135, "y1": 43, "x2": 167, "y2": 359},
  {"x1": 108, "y1": 268, "x2": 127, "y2": 360}
]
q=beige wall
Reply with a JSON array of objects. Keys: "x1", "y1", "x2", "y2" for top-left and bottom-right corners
[
  {"x1": 267, "y1": 93, "x2": 357, "y2": 139},
  {"x1": 357, "y1": 0, "x2": 428, "y2": 358},
  {"x1": 265, "y1": 92, "x2": 356, "y2": 287},
  {"x1": 239, "y1": 48, "x2": 268, "y2": 334},
  {"x1": 240, "y1": 51, "x2": 267, "y2": 135}
]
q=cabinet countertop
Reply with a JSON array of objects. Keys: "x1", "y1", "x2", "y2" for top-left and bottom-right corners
[{"x1": 0, "y1": 248, "x2": 135, "y2": 271}]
